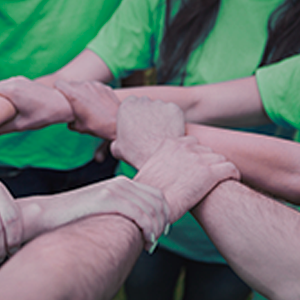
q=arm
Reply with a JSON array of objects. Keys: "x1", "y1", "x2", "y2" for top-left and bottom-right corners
[
  {"x1": 114, "y1": 76, "x2": 270, "y2": 127},
  {"x1": 17, "y1": 176, "x2": 169, "y2": 250},
  {"x1": 186, "y1": 123, "x2": 300, "y2": 204},
  {"x1": 36, "y1": 49, "x2": 114, "y2": 87},
  {"x1": 192, "y1": 180, "x2": 300, "y2": 300},
  {"x1": 109, "y1": 95, "x2": 300, "y2": 204},
  {"x1": 0, "y1": 214, "x2": 143, "y2": 300},
  {"x1": 0, "y1": 76, "x2": 73, "y2": 134},
  {"x1": 56, "y1": 83, "x2": 300, "y2": 203}
]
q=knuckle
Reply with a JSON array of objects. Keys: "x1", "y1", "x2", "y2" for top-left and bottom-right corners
[
  {"x1": 167, "y1": 102, "x2": 181, "y2": 114},
  {"x1": 123, "y1": 95, "x2": 138, "y2": 106}
]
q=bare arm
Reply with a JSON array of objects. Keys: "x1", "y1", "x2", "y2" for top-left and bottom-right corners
[
  {"x1": 0, "y1": 214, "x2": 143, "y2": 300},
  {"x1": 37, "y1": 49, "x2": 113, "y2": 87},
  {"x1": 114, "y1": 76, "x2": 270, "y2": 127},
  {"x1": 17, "y1": 176, "x2": 169, "y2": 250},
  {"x1": 186, "y1": 123, "x2": 300, "y2": 203},
  {"x1": 192, "y1": 180, "x2": 300, "y2": 300}
]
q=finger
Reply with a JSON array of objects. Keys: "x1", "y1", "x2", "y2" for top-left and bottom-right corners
[
  {"x1": 178, "y1": 135, "x2": 198, "y2": 146},
  {"x1": 127, "y1": 188, "x2": 167, "y2": 238},
  {"x1": 121, "y1": 95, "x2": 139, "y2": 108},
  {"x1": 94, "y1": 141, "x2": 110, "y2": 163},
  {"x1": 113, "y1": 177, "x2": 166, "y2": 240},
  {"x1": 131, "y1": 179, "x2": 171, "y2": 228},
  {"x1": 0, "y1": 185, "x2": 23, "y2": 255},
  {"x1": 211, "y1": 161, "x2": 241, "y2": 183},
  {"x1": 55, "y1": 81, "x2": 88, "y2": 121},
  {"x1": 110, "y1": 140, "x2": 122, "y2": 160},
  {"x1": 116, "y1": 186, "x2": 162, "y2": 240},
  {"x1": 54, "y1": 80, "x2": 79, "y2": 105},
  {"x1": 0, "y1": 96, "x2": 17, "y2": 126},
  {"x1": 197, "y1": 152, "x2": 227, "y2": 165},
  {"x1": 112, "y1": 196, "x2": 158, "y2": 245},
  {"x1": 0, "y1": 215, "x2": 7, "y2": 262},
  {"x1": 0, "y1": 206, "x2": 23, "y2": 256}
]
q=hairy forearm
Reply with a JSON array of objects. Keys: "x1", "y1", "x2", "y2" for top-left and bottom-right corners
[
  {"x1": 187, "y1": 123, "x2": 300, "y2": 203},
  {"x1": 192, "y1": 180, "x2": 300, "y2": 300},
  {"x1": 115, "y1": 76, "x2": 269, "y2": 126},
  {"x1": 0, "y1": 215, "x2": 143, "y2": 300}
]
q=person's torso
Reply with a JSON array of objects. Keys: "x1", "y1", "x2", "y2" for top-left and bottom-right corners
[{"x1": 0, "y1": 0, "x2": 121, "y2": 169}]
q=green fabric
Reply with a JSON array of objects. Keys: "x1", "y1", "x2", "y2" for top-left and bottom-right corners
[
  {"x1": 0, "y1": 0, "x2": 121, "y2": 169},
  {"x1": 90, "y1": 0, "x2": 284, "y2": 263},
  {"x1": 256, "y1": 54, "x2": 300, "y2": 142},
  {"x1": 252, "y1": 291, "x2": 268, "y2": 300}
]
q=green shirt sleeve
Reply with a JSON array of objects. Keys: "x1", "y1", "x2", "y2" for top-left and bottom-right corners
[
  {"x1": 87, "y1": 0, "x2": 157, "y2": 79},
  {"x1": 256, "y1": 54, "x2": 300, "y2": 130}
]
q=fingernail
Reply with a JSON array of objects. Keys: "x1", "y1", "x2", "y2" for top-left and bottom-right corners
[
  {"x1": 164, "y1": 223, "x2": 171, "y2": 236},
  {"x1": 148, "y1": 240, "x2": 158, "y2": 255},
  {"x1": 150, "y1": 233, "x2": 156, "y2": 244}
]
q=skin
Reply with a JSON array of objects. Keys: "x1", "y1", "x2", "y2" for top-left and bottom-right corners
[
  {"x1": 37, "y1": 49, "x2": 270, "y2": 127},
  {"x1": 0, "y1": 215, "x2": 144, "y2": 300},
  {"x1": 0, "y1": 107, "x2": 239, "y2": 299},
  {"x1": 0, "y1": 79, "x2": 299, "y2": 201},
  {"x1": 193, "y1": 180, "x2": 300, "y2": 300},
  {"x1": 0, "y1": 77, "x2": 299, "y2": 298},
  {"x1": 112, "y1": 97, "x2": 300, "y2": 299},
  {"x1": 0, "y1": 176, "x2": 171, "y2": 260}
]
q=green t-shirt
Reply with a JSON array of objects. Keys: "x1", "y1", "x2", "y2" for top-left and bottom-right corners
[
  {"x1": 0, "y1": 0, "x2": 121, "y2": 169},
  {"x1": 88, "y1": 0, "x2": 284, "y2": 263},
  {"x1": 257, "y1": 54, "x2": 300, "y2": 142}
]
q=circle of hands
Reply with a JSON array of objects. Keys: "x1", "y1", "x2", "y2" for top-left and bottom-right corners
[{"x1": 0, "y1": 76, "x2": 240, "y2": 258}]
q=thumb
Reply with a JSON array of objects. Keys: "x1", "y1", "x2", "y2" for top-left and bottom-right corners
[
  {"x1": 110, "y1": 140, "x2": 122, "y2": 160},
  {"x1": 54, "y1": 80, "x2": 78, "y2": 104},
  {"x1": 55, "y1": 80, "x2": 85, "y2": 117},
  {"x1": 210, "y1": 161, "x2": 241, "y2": 184},
  {"x1": 0, "y1": 96, "x2": 17, "y2": 126}
]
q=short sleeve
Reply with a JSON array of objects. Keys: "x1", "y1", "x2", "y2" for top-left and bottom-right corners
[
  {"x1": 256, "y1": 54, "x2": 300, "y2": 130},
  {"x1": 87, "y1": 0, "x2": 157, "y2": 79}
]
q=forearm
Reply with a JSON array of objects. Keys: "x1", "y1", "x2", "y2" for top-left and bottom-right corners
[
  {"x1": 192, "y1": 180, "x2": 300, "y2": 300},
  {"x1": 16, "y1": 181, "x2": 111, "y2": 242},
  {"x1": 0, "y1": 95, "x2": 16, "y2": 126},
  {"x1": 186, "y1": 123, "x2": 300, "y2": 203},
  {"x1": 0, "y1": 215, "x2": 143, "y2": 300},
  {"x1": 115, "y1": 76, "x2": 269, "y2": 126},
  {"x1": 37, "y1": 49, "x2": 113, "y2": 87}
]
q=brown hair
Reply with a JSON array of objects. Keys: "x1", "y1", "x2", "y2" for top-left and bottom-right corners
[{"x1": 158, "y1": 0, "x2": 300, "y2": 84}]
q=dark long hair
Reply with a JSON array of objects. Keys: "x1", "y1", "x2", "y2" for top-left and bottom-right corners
[
  {"x1": 260, "y1": 0, "x2": 300, "y2": 66},
  {"x1": 158, "y1": 0, "x2": 300, "y2": 84}
]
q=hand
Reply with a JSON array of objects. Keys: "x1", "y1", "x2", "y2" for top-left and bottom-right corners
[
  {"x1": 55, "y1": 80, "x2": 120, "y2": 140},
  {"x1": 0, "y1": 183, "x2": 23, "y2": 261},
  {"x1": 0, "y1": 96, "x2": 16, "y2": 126},
  {"x1": 87, "y1": 176, "x2": 170, "y2": 251},
  {"x1": 0, "y1": 76, "x2": 73, "y2": 133},
  {"x1": 111, "y1": 96, "x2": 185, "y2": 169},
  {"x1": 135, "y1": 137, "x2": 240, "y2": 223},
  {"x1": 35, "y1": 73, "x2": 58, "y2": 88}
]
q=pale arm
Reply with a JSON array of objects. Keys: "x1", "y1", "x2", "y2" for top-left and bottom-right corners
[
  {"x1": 37, "y1": 49, "x2": 113, "y2": 87},
  {"x1": 16, "y1": 176, "x2": 169, "y2": 249},
  {"x1": 0, "y1": 214, "x2": 143, "y2": 300},
  {"x1": 187, "y1": 123, "x2": 300, "y2": 203},
  {"x1": 114, "y1": 76, "x2": 269, "y2": 127},
  {"x1": 109, "y1": 96, "x2": 300, "y2": 204},
  {"x1": 192, "y1": 180, "x2": 300, "y2": 300}
]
